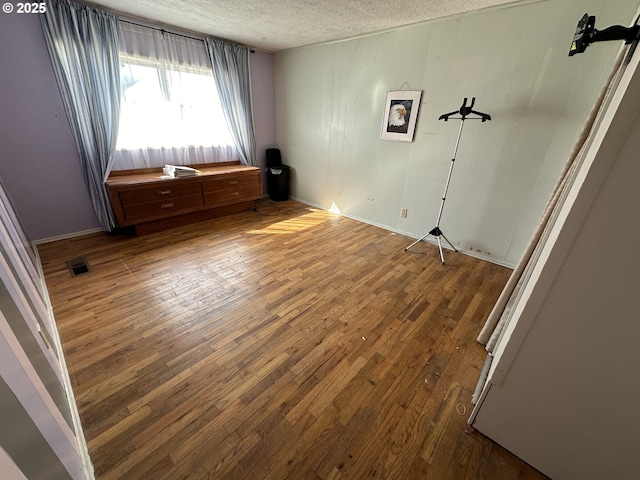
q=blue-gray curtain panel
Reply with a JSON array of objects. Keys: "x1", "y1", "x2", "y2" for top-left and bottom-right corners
[
  {"x1": 41, "y1": 0, "x2": 120, "y2": 231},
  {"x1": 203, "y1": 39, "x2": 257, "y2": 166}
]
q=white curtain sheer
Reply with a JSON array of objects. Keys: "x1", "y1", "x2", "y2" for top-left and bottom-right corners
[{"x1": 113, "y1": 22, "x2": 238, "y2": 170}]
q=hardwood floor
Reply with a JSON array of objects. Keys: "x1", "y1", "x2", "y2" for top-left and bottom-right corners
[{"x1": 38, "y1": 200, "x2": 547, "y2": 480}]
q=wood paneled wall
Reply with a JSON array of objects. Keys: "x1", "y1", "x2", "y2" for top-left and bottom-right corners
[{"x1": 274, "y1": 0, "x2": 639, "y2": 267}]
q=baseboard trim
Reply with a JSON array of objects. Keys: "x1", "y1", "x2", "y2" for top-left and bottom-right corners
[
  {"x1": 289, "y1": 196, "x2": 515, "y2": 269},
  {"x1": 34, "y1": 228, "x2": 104, "y2": 245}
]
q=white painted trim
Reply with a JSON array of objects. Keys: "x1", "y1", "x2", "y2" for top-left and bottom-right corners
[
  {"x1": 34, "y1": 228, "x2": 103, "y2": 245},
  {"x1": 0, "y1": 311, "x2": 85, "y2": 479},
  {"x1": 0, "y1": 253, "x2": 64, "y2": 385},
  {"x1": 0, "y1": 447, "x2": 28, "y2": 480},
  {"x1": 0, "y1": 200, "x2": 43, "y2": 296},
  {"x1": 0, "y1": 219, "x2": 53, "y2": 338},
  {"x1": 0, "y1": 182, "x2": 39, "y2": 268}
]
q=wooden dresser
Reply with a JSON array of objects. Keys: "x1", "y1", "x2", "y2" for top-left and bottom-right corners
[{"x1": 106, "y1": 162, "x2": 262, "y2": 235}]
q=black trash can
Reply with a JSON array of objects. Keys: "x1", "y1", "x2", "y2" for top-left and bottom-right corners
[{"x1": 265, "y1": 148, "x2": 290, "y2": 201}]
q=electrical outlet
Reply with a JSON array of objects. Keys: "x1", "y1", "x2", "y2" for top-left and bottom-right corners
[{"x1": 400, "y1": 208, "x2": 408, "y2": 218}]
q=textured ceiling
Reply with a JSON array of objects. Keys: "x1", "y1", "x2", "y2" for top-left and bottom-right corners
[{"x1": 89, "y1": 0, "x2": 529, "y2": 52}]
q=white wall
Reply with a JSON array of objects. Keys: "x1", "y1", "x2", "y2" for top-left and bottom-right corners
[
  {"x1": 472, "y1": 33, "x2": 640, "y2": 479},
  {"x1": 275, "y1": 0, "x2": 639, "y2": 266}
]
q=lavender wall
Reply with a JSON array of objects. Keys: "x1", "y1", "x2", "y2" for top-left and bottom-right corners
[
  {"x1": 0, "y1": 13, "x2": 100, "y2": 241},
  {"x1": 250, "y1": 50, "x2": 277, "y2": 193},
  {"x1": 0, "y1": 14, "x2": 276, "y2": 241}
]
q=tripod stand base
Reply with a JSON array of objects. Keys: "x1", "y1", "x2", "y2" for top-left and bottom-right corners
[{"x1": 405, "y1": 226, "x2": 458, "y2": 264}]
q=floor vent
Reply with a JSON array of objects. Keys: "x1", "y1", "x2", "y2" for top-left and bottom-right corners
[{"x1": 66, "y1": 257, "x2": 91, "y2": 277}]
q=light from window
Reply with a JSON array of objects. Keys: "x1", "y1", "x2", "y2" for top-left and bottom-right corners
[{"x1": 116, "y1": 62, "x2": 234, "y2": 151}]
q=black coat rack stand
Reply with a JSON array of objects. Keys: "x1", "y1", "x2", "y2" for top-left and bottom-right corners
[{"x1": 405, "y1": 97, "x2": 491, "y2": 264}]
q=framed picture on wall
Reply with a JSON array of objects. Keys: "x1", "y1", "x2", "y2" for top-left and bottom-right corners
[{"x1": 380, "y1": 90, "x2": 422, "y2": 142}]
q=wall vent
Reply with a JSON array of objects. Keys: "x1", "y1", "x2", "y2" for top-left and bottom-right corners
[{"x1": 66, "y1": 257, "x2": 91, "y2": 277}]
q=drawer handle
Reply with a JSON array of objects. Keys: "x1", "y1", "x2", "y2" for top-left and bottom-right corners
[
  {"x1": 229, "y1": 192, "x2": 239, "y2": 197},
  {"x1": 161, "y1": 203, "x2": 175, "y2": 209},
  {"x1": 228, "y1": 180, "x2": 238, "y2": 185},
  {"x1": 158, "y1": 190, "x2": 172, "y2": 195}
]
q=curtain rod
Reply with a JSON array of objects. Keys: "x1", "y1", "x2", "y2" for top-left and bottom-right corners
[
  {"x1": 120, "y1": 18, "x2": 202, "y2": 42},
  {"x1": 79, "y1": 0, "x2": 262, "y2": 53},
  {"x1": 118, "y1": 18, "x2": 256, "y2": 53}
]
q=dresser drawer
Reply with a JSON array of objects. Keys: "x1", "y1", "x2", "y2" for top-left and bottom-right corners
[
  {"x1": 202, "y1": 174, "x2": 261, "y2": 205},
  {"x1": 119, "y1": 183, "x2": 201, "y2": 207},
  {"x1": 123, "y1": 194, "x2": 203, "y2": 220},
  {"x1": 203, "y1": 185, "x2": 261, "y2": 205},
  {"x1": 202, "y1": 175, "x2": 258, "y2": 193},
  {"x1": 106, "y1": 162, "x2": 262, "y2": 233}
]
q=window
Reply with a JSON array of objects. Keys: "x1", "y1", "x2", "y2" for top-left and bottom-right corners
[
  {"x1": 112, "y1": 23, "x2": 237, "y2": 170},
  {"x1": 117, "y1": 61, "x2": 233, "y2": 151}
]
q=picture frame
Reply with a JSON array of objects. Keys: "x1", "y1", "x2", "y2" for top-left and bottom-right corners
[{"x1": 380, "y1": 90, "x2": 422, "y2": 142}]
